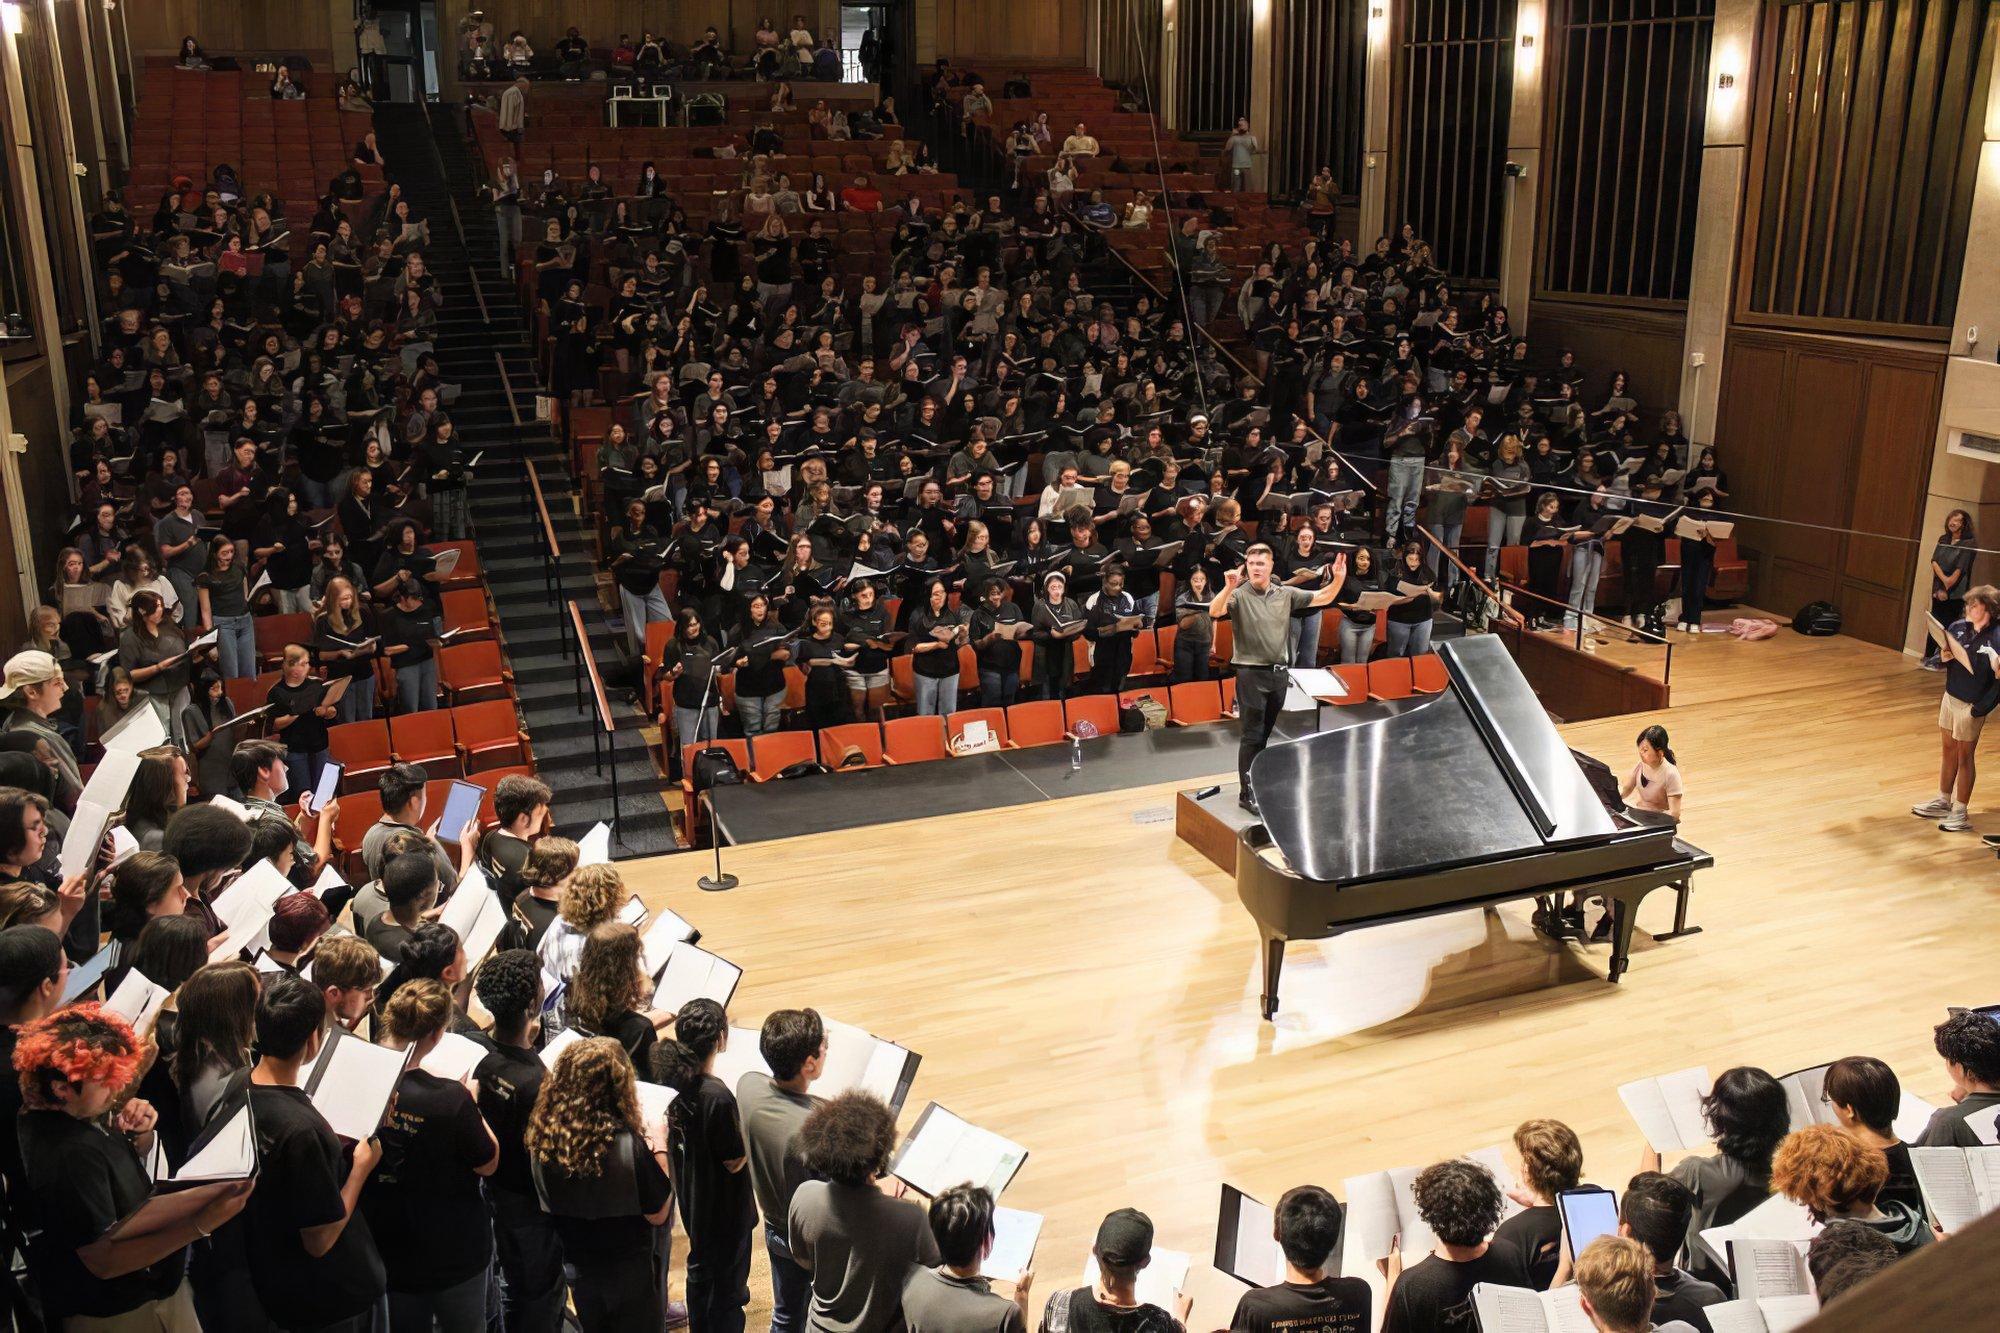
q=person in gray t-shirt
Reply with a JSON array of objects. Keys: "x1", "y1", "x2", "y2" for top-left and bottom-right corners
[
  {"x1": 902, "y1": 1184, "x2": 1029, "y2": 1333},
  {"x1": 789, "y1": 1091, "x2": 941, "y2": 1333},
  {"x1": 739, "y1": 1009, "x2": 828, "y2": 1330}
]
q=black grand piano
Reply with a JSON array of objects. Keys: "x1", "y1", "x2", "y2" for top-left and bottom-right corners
[{"x1": 1236, "y1": 634, "x2": 1711, "y2": 1019}]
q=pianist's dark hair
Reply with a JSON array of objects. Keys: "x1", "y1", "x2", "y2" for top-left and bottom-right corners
[
  {"x1": 1699, "y1": 1066, "x2": 1789, "y2": 1172},
  {"x1": 1637, "y1": 725, "x2": 1674, "y2": 766}
]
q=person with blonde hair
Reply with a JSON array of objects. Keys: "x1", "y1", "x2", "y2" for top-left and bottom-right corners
[
  {"x1": 527, "y1": 1036, "x2": 673, "y2": 1331},
  {"x1": 1495, "y1": 1118, "x2": 1584, "y2": 1289},
  {"x1": 568, "y1": 922, "x2": 674, "y2": 1068},
  {"x1": 368, "y1": 978, "x2": 500, "y2": 1330},
  {"x1": 1572, "y1": 1235, "x2": 1699, "y2": 1333},
  {"x1": 503, "y1": 834, "x2": 579, "y2": 954},
  {"x1": 536, "y1": 862, "x2": 625, "y2": 1027},
  {"x1": 1770, "y1": 1124, "x2": 1931, "y2": 1255}
]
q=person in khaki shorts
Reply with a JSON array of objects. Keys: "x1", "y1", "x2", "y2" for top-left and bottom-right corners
[{"x1": 1914, "y1": 584, "x2": 2000, "y2": 833}]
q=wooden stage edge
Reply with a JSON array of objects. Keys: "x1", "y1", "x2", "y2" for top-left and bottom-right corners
[{"x1": 613, "y1": 620, "x2": 2000, "y2": 1319}]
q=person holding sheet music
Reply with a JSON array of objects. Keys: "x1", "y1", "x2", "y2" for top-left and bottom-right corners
[
  {"x1": 120, "y1": 591, "x2": 202, "y2": 746},
  {"x1": 0, "y1": 925, "x2": 66, "y2": 1201},
  {"x1": 1169, "y1": 568, "x2": 1216, "y2": 684},
  {"x1": 1769, "y1": 1125, "x2": 1931, "y2": 1256},
  {"x1": 267, "y1": 644, "x2": 337, "y2": 800},
  {"x1": 1227, "y1": 1185, "x2": 1370, "y2": 1333},
  {"x1": 15, "y1": 1004, "x2": 245, "y2": 1330},
  {"x1": 1038, "y1": 1207, "x2": 1187, "y2": 1333},
  {"x1": 366, "y1": 851, "x2": 442, "y2": 963},
  {"x1": 309, "y1": 936, "x2": 383, "y2": 1035},
  {"x1": 788, "y1": 1091, "x2": 942, "y2": 1332},
  {"x1": 611, "y1": 501, "x2": 674, "y2": 656},
  {"x1": 1917, "y1": 1010, "x2": 2000, "y2": 1147},
  {"x1": 1639, "y1": 1065, "x2": 1786, "y2": 1285},
  {"x1": 380, "y1": 578, "x2": 441, "y2": 715},
  {"x1": 1381, "y1": 542, "x2": 1440, "y2": 658},
  {"x1": 1379, "y1": 1159, "x2": 1531, "y2": 1333},
  {"x1": 732, "y1": 595, "x2": 794, "y2": 738},
  {"x1": 797, "y1": 605, "x2": 858, "y2": 730},
  {"x1": 1912, "y1": 586, "x2": 2000, "y2": 833},
  {"x1": 169, "y1": 959, "x2": 257, "y2": 1139},
  {"x1": 969, "y1": 579, "x2": 1028, "y2": 708},
  {"x1": 314, "y1": 577, "x2": 381, "y2": 724},
  {"x1": 1278, "y1": 525, "x2": 1331, "y2": 667},
  {"x1": 908, "y1": 579, "x2": 968, "y2": 716},
  {"x1": 161, "y1": 804, "x2": 252, "y2": 942},
  {"x1": 1810, "y1": 1057, "x2": 1923, "y2": 1216},
  {"x1": 1518, "y1": 494, "x2": 1570, "y2": 630},
  {"x1": 837, "y1": 580, "x2": 895, "y2": 724},
  {"x1": 1924, "y1": 509, "x2": 1978, "y2": 670},
  {"x1": 650, "y1": 998, "x2": 757, "y2": 1333},
  {"x1": 571, "y1": 922, "x2": 677, "y2": 1069},
  {"x1": 1674, "y1": 489, "x2": 1722, "y2": 637},
  {"x1": 1, "y1": 650, "x2": 85, "y2": 810},
  {"x1": 664, "y1": 609, "x2": 728, "y2": 757},
  {"x1": 1492, "y1": 1118, "x2": 1584, "y2": 1290},
  {"x1": 219, "y1": 972, "x2": 387, "y2": 1333},
  {"x1": 1029, "y1": 571, "x2": 1087, "y2": 703},
  {"x1": 739, "y1": 1008, "x2": 828, "y2": 1333},
  {"x1": 901, "y1": 1183, "x2": 1032, "y2": 1333},
  {"x1": 526, "y1": 1036, "x2": 675, "y2": 1332},
  {"x1": 364, "y1": 978, "x2": 501, "y2": 1330},
  {"x1": 1084, "y1": 570, "x2": 1142, "y2": 694},
  {"x1": 500, "y1": 836, "x2": 580, "y2": 956}
]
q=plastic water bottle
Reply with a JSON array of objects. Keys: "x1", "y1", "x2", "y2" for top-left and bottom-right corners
[{"x1": 1069, "y1": 736, "x2": 1082, "y2": 772}]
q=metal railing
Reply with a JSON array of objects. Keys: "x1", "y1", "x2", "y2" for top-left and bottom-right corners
[
  {"x1": 568, "y1": 598, "x2": 629, "y2": 847},
  {"x1": 523, "y1": 459, "x2": 567, "y2": 633}
]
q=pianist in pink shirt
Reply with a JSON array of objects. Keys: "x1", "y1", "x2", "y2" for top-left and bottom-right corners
[{"x1": 1621, "y1": 724, "x2": 1684, "y2": 819}]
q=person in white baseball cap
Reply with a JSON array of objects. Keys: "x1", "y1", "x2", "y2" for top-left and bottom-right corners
[{"x1": 0, "y1": 653, "x2": 80, "y2": 808}]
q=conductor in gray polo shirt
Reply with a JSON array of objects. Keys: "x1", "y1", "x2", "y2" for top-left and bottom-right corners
[{"x1": 1209, "y1": 543, "x2": 1346, "y2": 814}]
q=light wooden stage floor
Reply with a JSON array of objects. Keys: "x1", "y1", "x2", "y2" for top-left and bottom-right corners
[{"x1": 622, "y1": 617, "x2": 1995, "y2": 1318}]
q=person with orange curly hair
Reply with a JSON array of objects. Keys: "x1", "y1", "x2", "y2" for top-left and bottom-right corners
[
  {"x1": 14, "y1": 1002, "x2": 249, "y2": 1328},
  {"x1": 526, "y1": 1035, "x2": 673, "y2": 1331},
  {"x1": 1769, "y1": 1124, "x2": 1933, "y2": 1256}
]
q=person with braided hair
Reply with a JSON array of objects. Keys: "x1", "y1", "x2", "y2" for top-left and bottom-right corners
[
  {"x1": 15, "y1": 1001, "x2": 248, "y2": 1329},
  {"x1": 650, "y1": 997, "x2": 757, "y2": 1333}
]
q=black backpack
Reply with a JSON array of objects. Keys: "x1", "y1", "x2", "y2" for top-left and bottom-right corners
[
  {"x1": 689, "y1": 746, "x2": 743, "y2": 791},
  {"x1": 1792, "y1": 600, "x2": 1842, "y2": 636}
]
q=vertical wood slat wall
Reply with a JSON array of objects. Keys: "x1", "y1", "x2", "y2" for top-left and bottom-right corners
[
  {"x1": 1270, "y1": 0, "x2": 1368, "y2": 198},
  {"x1": 1740, "y1": 0, "x2": 1996, "y2": 335},
  {"x1": 1538, "y1": 0, "x2": 1713, "y2": 304},
  {"x1": 1393, "y1": 0, "x2": 1518, "y2": 284},
  {"x1": 1097, "y1": 0, "x2": 1165, "y2": 109},
  {"x1": 1177, "y1": 0, "x2": 1253, "y2": 134}
]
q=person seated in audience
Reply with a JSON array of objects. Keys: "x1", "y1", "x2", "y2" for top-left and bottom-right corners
[
  {"x1": 271, "y1": 65, "x2": 306, "y2": 100},
  {"x1": 1494, "y1": 1119, "x2": 1583, "y2": 1290},
  {"x1": 1917, "y1": 1009, "x2": 2000, "y2": 1145},
  {"x1": 789, "y1": 1091, "x2": 941, "y2": 1329},
  {"x1": 1381, "y1": 1158, "x2": 1530, "y2": 1330},
  {"x1": 1804, "y1": 1220, "x2": 1897, "y2": 1304},
  {"x1": 1227, "y1": 1184, "x2": 1369, "y2": 1331},
  {"x1": 1039, "y1": 1207, "x2": 1187, "y2": 1333},
  {"x1": 1061, "y1": 123, "x2": 1101, "y2": 158},
  {"x1": 503, "y1": 31, "x2": 536, "y2": 70},
  {"x1": 1771, "y1": 1124, "x2": 1931, "y2": 1256},
  {"x1": 843, "y1": 175, "x2": 884, "y2": 212},
  {"x1": 178, "y1": 35, "x2": 210, "y2": 70},
  {"x1": 1641, "y1": 1066, "x2": 1787, "y2": 1284},
  {"x1": 555, "y1": 27, "x2": 591, "y2": 79},
  {"x1": 1572, "y1": 1236, "x2": 1703, "y2": 1333}
]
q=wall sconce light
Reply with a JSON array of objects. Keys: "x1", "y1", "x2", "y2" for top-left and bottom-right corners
[
  {"x1": 1520, "y1": 35, "x2": 1535, "y2": 49},
  {"x1": 1717, "y1": 73, "x2": 1735, "y2": 90},
  {"x1": 1, "y1": 1, "x2": 25, "y2": 38},
  {"x1": 1368, "y1": 5, "x2": 1388, "y2": 47}
]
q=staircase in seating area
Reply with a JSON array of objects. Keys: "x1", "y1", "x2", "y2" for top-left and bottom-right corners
[
  {"x1": 370, "y1": 102, "x2": 681, "y2": 857},
  {"x1": 941, "y1": 62, "x2": 1311, "y2": 375}
]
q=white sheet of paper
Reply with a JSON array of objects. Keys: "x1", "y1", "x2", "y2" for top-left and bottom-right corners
[
  {"x1": 1699, "y1": 1194, "x2": 1817, "y2": 1271},
  {"x1": 650, "y1": 943, "x2": 741, "y2": 1013},
  {"x1": 1700, "y1": 1300, "x2": 1772, "y2": 1333},
  {"x1": 635, "y1": 1079, "x2": 677, "y2": 1131},
  {"x1": 208, "y1": 795, "x2": 254, "y2": 823},
  {"x1": 78, "y1": 749, "x2": 143, "y2": 813},
  {"x1": 577, "y1": 822, "x2": 611, "y2": 866},
  {"x1": 1617, "y1": 1066, "x2": 1712, "y2": 1152},
  {"x1": 1729, "y1": 1239, "x2": 1811, "y2": 1303},
  {"x1": 102, "y1": 968, "x2": 170, "y2": 1030},
  {"x1": 310, "y1": 865, "x2": 349, "y2": 900},
  {"x1": 60, "y1": 798, "x2": 116, "y2": 881},
  {"x1": 100, "y1": 703, "x2": 168, "y2": 754},
  {"x1": 419, "y1": 1031, "x2": 487, "y2": 1082},
  {"x1": 309, "y1": 1034, "x2": 410, "y2": 1141},
  {"x1": 1224, "y1": 1189, "x2": 1287, "y2": 1287},
  {"x1": 639, "y1": 905, "x2": 698, "y2": 976},
  {"x1": 617, "y1": 894, "x2": 649, "y2": 928},
  {"x1": 1907, "y1": 1146, "x2": 2000, "y2": 1233},
  {"x1": 711, "y1": 1025, "x2": 774, "y2": 1092},
  {"x1": 1756, "y1": 1295, "x2": 1818, "y2": 1333},
  {"x1": 539, "y1": 1025, "x2": 585, "y2": 1069},
  {"x1": 893, "y1": 1103, "x2": 1027, "y2": 1198},
  {"x1": 980, "y1": 1207, "x2": 1042, "y2": 1284},
  {"x1": 1287, "y1": 667, "x2": 1348, "y2": 700},
  {"x1": 173, "y1": 1104, "x2": 256, "y2": 1182},
  {"x1": 1084, "y1": 1249, "x2": 1189, "y2": 1310},
  {"x1": 108, "y1": 825, "x2": 140, "y2": 867},
  {"x1": 432, "y1": 547, "x2": 463, "y2": 575}
]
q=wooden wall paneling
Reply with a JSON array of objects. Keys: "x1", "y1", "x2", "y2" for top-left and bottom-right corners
[
  {"x1": 933, "y1": 0, "x2": 1092, "y2": 63},
  {"x1": 1712, "y1": 338, "x2": 1791, "y2": 606},
  {"x1": 1844, "y1": 360, "x2": 1941, "y2": 595},
  {"x1": 1520, "y1": 299, "x2": 1687, "y2": 420},
  {"x1": 123, "y1": 1, "x2": 338, "y2": 56}
]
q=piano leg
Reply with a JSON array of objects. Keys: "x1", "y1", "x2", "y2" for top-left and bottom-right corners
[
  {"x1": 1606, "y1": 896, "x2": 1636, "y2": 983},
  {"x1": 1260, "y1": 934, "x2": 1286, "y2": 1020},
  {"x1": 1653, "y1": 875, "x2": 1705, "y2": 942}
]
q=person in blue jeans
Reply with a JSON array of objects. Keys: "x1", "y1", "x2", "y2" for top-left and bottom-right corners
[
  {"x1": 736, "y1": 1010, "x2": 826, "y2": 1333},
  {"x1": 195, "y1": 538, "x2": 257, "y2": 679},
  {"x1": 1566, "y1": 486, "x2": 1616, "y2": 632},
  {"x1": 1384, "y1": 541, "x2": 1442, "y2": 657},
  {"x1": 906, "y1": 579, "x2": 965, "y2": 716},
  {"x1": 381, "y1": 579, "x2": 440, "y2": 714}
]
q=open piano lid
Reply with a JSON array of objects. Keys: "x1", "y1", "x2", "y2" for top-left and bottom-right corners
[{"x1": 1249, "y1": 634, "x2": 1622, "y2": 886}]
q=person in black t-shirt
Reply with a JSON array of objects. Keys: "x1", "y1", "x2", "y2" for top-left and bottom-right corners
[
  {"x1": 477, "y1": 774, "x2": 553, "y2": 911},
  {"x1": 15, "y1": 1004, "x2": 248, "y2": 1327},
  {"x1": 380, "y1": 578, "x2": 441, "y2": 715},
  {"x1": 365, "y1": 848, "x2": 441, "y2": 963},
  {"x1": 1381, "y1": 1159, "x2": 1532, "y2": 1333},
  {"x1": 1038, "y1": 1207, "x2": 1188, "y2": 1333},
  {"x1": 0, "y1": 924, "x2": 68, "y2": 1218},
  {"x1": 1572, "y1": 1235, "x2": 1707, "y2": 1333},
  {"x1": 568, "y1": 922, "x2": 675, "y2": 1070},
  {"x1": 367, "y1": 978, "x2": 499, "y2": 1328},
  {"x1": 527, "y1": 1035, "x2": 674, "y2": 1332},
  {"x1": 500, "y1": 836, "x2": 581, "y2": 954},
  {"x1": 222, "y1": 972, "x2": 387, "y2": 1333},
  {"x1": 1493, "y1": 1118, "x2": 1583, "y2": 1291},
  {"x1": 267, "y1": 643, "x2": 336, "y2": 799},
  {"x1": 1582, "y1": 1173, "x2": 1724, "y2": 1333},
  {"x1": 473, "y1": 949, "x2": 569, "y2": 1332},
  {"x1": 651, "y1": 997, "x2": 758, "y2": 1333},
  {"x1": 1228, "y1": 1185, "x2": 1371, "y2": 1333}
]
